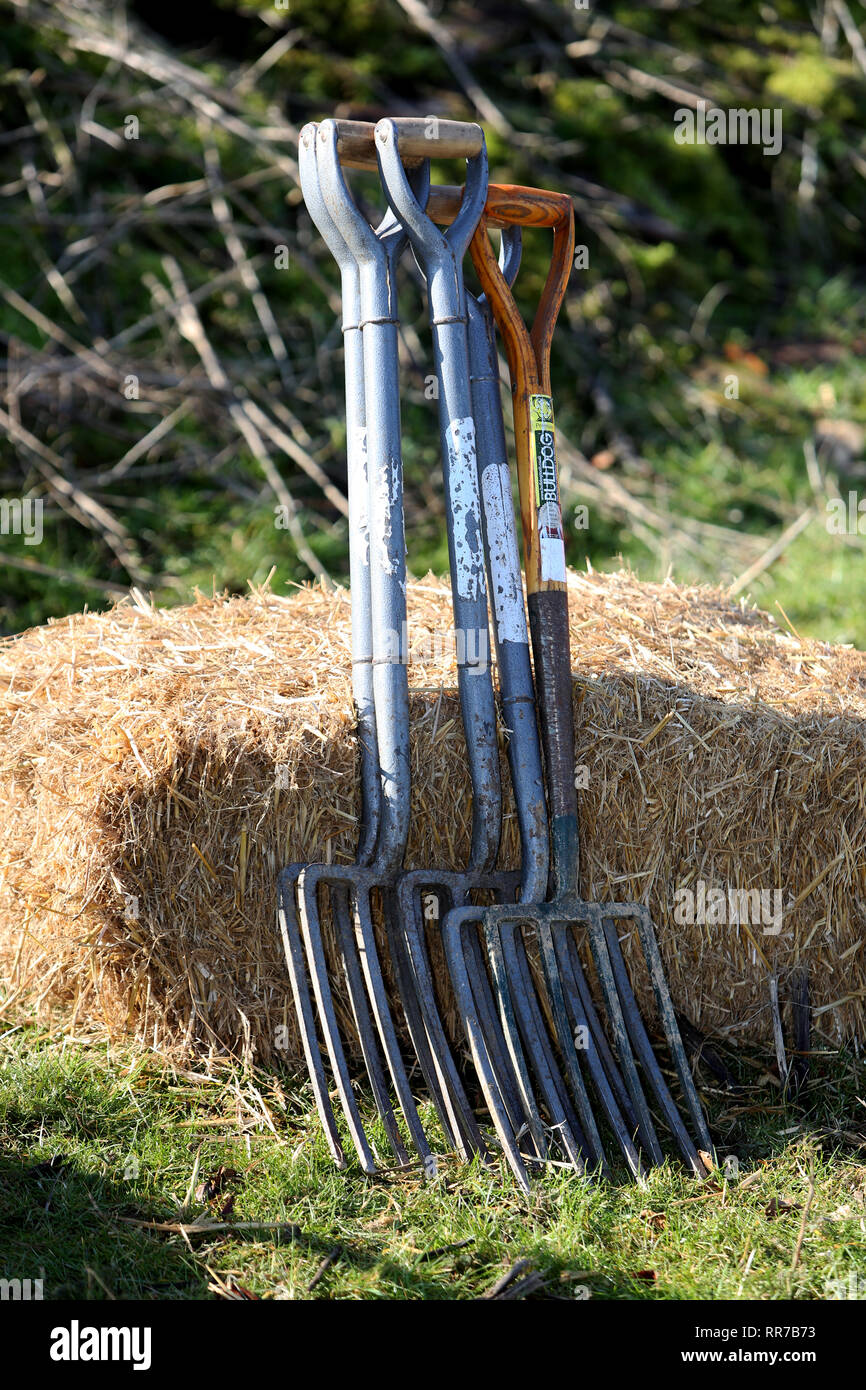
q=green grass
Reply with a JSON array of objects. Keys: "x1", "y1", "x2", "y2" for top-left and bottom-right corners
[{"x1": 1, "y1": 1026, "x2": 864, "y2": 1300}]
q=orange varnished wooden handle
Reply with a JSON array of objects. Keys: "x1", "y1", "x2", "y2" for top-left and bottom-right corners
[
  {"x1": 466, "y1": 190, "x2": 574, "y2": 594},
  {"x1": 471, "y1": 214, "x2": 544, "y2": 596},
  {"x1": 427, "y1": 183, "x2": 570, "y2": 231},
  {"x1": 429, "y1": 183, "x2": 575, "y2": 395},
  {"x1": 530, "y1": 200, "x2": 574, "y2": 396}
]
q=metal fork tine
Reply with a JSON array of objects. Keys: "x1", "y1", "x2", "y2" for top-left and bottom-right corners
[
  {"x1": 535, "y1": 919, "x2": 609, "y2": 1174},
  {"x1": 296, "y1": 869, "x2": 378, "y2": 1173},
  {"x1": 495, "y1": 923, "x2": 590, "y2": 1172},
  {"x1": 442, "y1": 916, "x2": 532, "y2": 1191},
  {"x1": 582, "y1": 913, "x2": 666, "y2": 1165},
  {"x1": 630, "y1": 905, "x2": 714, "y2": 1157},
  {"x1": 278, "y1": 866, "x2": 347, "y2": 1169},
  {"x1": 469, "y1": 922, "x2": 546, "y2": 1158},
  {"x1": 332, "y1": 884, "x2": 409, "y2": 1164},
  {"x1": 548, "y1": 926, "x2": 644, "y2": 1178},
  {"x1": 395, "y1": 877, "x2": 491, "y2": 1158},
  {"x1": 351, "y1": 888, "x2": 436, "y2": 1169},
  {"x1": 599, "y1": 907, "x2": 708, "y2": 1172},
  {"x1": 559, "y1": 929, "x2": 640, "y2": 1135},
  {"x1": 395, "y1": 886, "x2": 476, "y2": 1156}
]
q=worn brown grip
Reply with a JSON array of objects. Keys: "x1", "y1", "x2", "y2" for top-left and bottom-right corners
[
  {"x1": 330, "y1": 119, "x2": 423, "y2": 171},
  {"x1": 375, "y1": 117, "x2": 483, "y2": 160},
  {"x1": 330, "y1": 117, "x2": 481, "y2": 169}
]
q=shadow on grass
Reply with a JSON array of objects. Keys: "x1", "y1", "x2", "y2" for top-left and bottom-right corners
[
  {"x1": 0, "y1": 1150, "x2": 391, "y2": 1301},
  {"x1": 0, "y1": 1152, "x2": 210, "y2": 1299}
]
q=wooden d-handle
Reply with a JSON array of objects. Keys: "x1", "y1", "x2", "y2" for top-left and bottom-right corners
[
  {"x1": 332, "y1": 119, "x2": 387, "y2": 170},
  {"x1": 330, "y1": 117, "x2": 482, "y2": 171},
  {"x1": 329, "y1": 119, "x2": 420, "y2": 171},
  {"x1": 428, "y1": 183, "x2": 574, "y2": 389},
  {"x1": 376, "y1": 117, "x2": 483, "y2": 160},
  {"x1": 428, "y1": 182, "x2": 570, "y2": 231}
]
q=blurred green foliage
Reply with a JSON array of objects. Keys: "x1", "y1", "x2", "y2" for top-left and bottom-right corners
[{"x1": 1, "y1": 0, "x2": 865, "y2": 640}]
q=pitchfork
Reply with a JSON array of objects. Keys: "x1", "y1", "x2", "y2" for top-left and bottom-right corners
[
  {"x1": 280, "y1": 121, "x2": 488, "y2": 1176},
  {"x1": 453, "y1": 183, "x2": 714, "y2": 1182},
  {"x1": 421, "y1": 185, "x2": 650, "y2": 1188}
]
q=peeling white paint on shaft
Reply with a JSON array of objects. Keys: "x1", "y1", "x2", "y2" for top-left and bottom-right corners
[
  {"x1": 369, "y1": 452, "x2": 400, "y2": 577},
  {"x1": 352, "y1": 426, "x2": 370, "y2": 568},
  {"x1": 446, "y1": 417, "x2": 485, "y2": 600},
  {"x1": 481, "y1": 462, "x2": 526, "y2": 644}
]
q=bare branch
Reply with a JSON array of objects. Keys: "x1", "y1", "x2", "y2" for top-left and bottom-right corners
[
  {"x1": 155, "y1": 257, "x2": 331, "y2": 584},
  {"x1": 0, "y1": 405, "x2": 144, "y2": 580},
  {"x1": 391, "y1": 0, "x2": 514, "y2": 136}
]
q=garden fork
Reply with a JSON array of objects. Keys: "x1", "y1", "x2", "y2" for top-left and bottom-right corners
[
  {"x1": 463, "y1": 185, "x2": 714, "y2": 1180},
  {"x1": 280, "y1": 121, "x2": 487, "y2": 1175},
  {"x1": 422, "y1": 186, "x2": 648, "y2": 1189}
]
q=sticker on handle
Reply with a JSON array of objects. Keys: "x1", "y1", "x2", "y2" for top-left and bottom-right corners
[{"x1": 529, "y1": 394, "x2": 567, "y2": 584}]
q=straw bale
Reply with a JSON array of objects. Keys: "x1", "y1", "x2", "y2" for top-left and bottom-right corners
[{"x1": 1, "y1": 569, "x2": 864, "y2": 1065}]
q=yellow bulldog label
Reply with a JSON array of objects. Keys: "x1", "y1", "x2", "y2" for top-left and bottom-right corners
[{"x1": 529, "y1": 394, "x2": 566, "y2": 583}]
